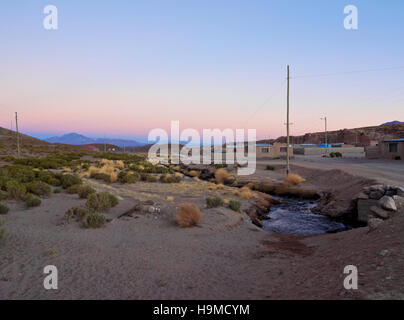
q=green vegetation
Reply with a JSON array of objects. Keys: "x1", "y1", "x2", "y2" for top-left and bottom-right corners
[
  {"x1": 118, "y1": 171, "x2": 140, "y2": 184},
  {"x1": 66, "y1": 184, "x2": 83, "y2": 194},
  {"x1": 78, "y1": 186, "x2": 96, "y2": 199},
  {"x1": 61, "y1": 174, "x2": 82, "y2": 189},
  {"x1": 0, "y1": 203, "x2": 9, "y2": 215},
  {"x1": 26, "y1": 194, "x2": 42, "y2": 208},
  {"x1": 159, "y1": 173, "x2": 181, "y2": 183},
  {"x1": 65, "y1": 206, "x2": 91, "y2": 223},
  {"x1": 329, "y1": 152, "x2": 342, "y2": 158},
  {"x1": 26, "y1": 181, "x2": 51, "y2": 197},
  {"x1": 228, "y1": 200, "x2": 241, "y2": 212},
  {"x1": 86, "y1": 192, "x2": 119, "y2": 212},
  {"x1": 214, "y1": 164, "x2": 228, "y2": 169},
  {"x1": 6, "y1": 180, "x2": 27, "y2": 200},
  {"x1": 13, "y1": 153, "x2": 84, "y2": 169},
  {"x1": 82, "y1": 212, "x2": 106, "y2": 229},
  {"x1": 265, "y1": 165, "x2": 275, "y2": 171},
  {"x1": 53, "y1": 188, "x2": 61, "y2": 194},
  {"x1": 206, "y1": 196, "x2": 224, "y2": 208},
  {"x1": 0, "y1": 219, "x2": 5, "y2": 239}
]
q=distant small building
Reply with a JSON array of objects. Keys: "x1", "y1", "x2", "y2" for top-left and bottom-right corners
[
  {"x1": 380, "y1": 139, "x2": 404, "y2": 160},
  {"x1": 256, "y1": 142, "x2": 293, "y2": 159}
]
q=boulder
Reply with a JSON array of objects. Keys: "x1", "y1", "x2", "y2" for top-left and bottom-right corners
[
  {"x1": 357, "y1": 199, "x2": 379, "y2": 223},
  {"x1": 379, "y1": 196, "x2": 397, "y2": 212},
  {"x1": 369, "y1": 191, "x2": 384, "y2": 200},
  {"x1": 368, "y1": 218, "x2": 384, "y2": 232},
  {"x1": 393, "y1": 195, "x2": 404, "y2": 211},
  {"x1": 397, "y1": 187, "x2": 404, "y2": 197},
  {"x1": 355, "y1": 192, "x2": 369, "y2": 200},
  {"x1": 370, "y1": 206, "x2": 389, "y2": 219},
  {"x1": 370, "y1": 185, "x2": 386, "y2": 193}
]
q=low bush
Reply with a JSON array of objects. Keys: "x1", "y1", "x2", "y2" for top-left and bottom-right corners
[
  {"x1": 240, "y1": 186, "x2": 253, "y2": 200},
  {"x1": 160, "y1": 173, "x2": 181, "y2": 183},
  {"x1": 66, "y1": 184, "x2": 83, "y2": 194},
  {"x1": 26, "y1": 181, "x2": 51, "y2": 197},
  {"x1": 175, "y1": 203, "x2": 202, "y2": 227},
  {"x1": 61, "y1": 174, "x2": 82, "y2": 189},
  {"x1": 26, "y1": 194, "x2": 42, "y2": 208},
  {"x1": 0, "y1": 219, "x2": 4, "y2": 239},
  {"x1": 206, "y1": 196, "x2": 224, "y2": 208},
  {"x1": 118, "y1": 171, "x2": 139, "y2": 184},
  {"x1": 53, "y1": 188, "x2": 61, "y2": 194},
  {"x1": 0, "y1": 203, "x2": 9, "y2": 215},
  {"x1": 86, "y1": 192, "x2": 119, "y2": 212},
  {"x1": 228, "y1": 200, "x2": 241, "y2": 212},
  {"x1": 6, "y1": 180, "x2": 27, "y2": 200},
  {"x1": 215, "y1": 168, "x2": 228, "y2": 184},
  {"x1": 82, "y1": 212, "x2": 106, "y2": 229},
  {"x1": 78, "y1": 186, "x2": 96, "y2": 199},
  {"x1": 283, "y1": 173, "x2": 306, "y2": 186},
  {"x1": 265, "y1": 165, "x2": 275, "y2": 171},
  {"x1": 65, "y1": 206, "x2": 91, "y2": 222}
]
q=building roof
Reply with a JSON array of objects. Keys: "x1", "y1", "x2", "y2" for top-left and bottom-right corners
[
  {"x1": 384, "y1": 138, "x2": 404, "y2": 142},
  {"x1": 256, "y1": 144, "x2": 271, "y2": 147}
]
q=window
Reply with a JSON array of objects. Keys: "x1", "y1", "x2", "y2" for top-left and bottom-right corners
[
  {"x1": 261, "y1": 148, "x2": 269, "y2": 153},
  {"x1": 280, "y1": 147, "x2": 287, "y2": 153},
  {"x1": 389, "y1": 143, "x2": 398, "y2": 153}
]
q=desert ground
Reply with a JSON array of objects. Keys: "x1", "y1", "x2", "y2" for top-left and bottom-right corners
[{"x1": 0, "y1": 152, "x2": 403, "y2": 300}]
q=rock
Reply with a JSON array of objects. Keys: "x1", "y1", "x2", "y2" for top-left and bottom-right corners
[
  {"x1": 379, "y1": 196, "x2": 397, "y2": 211},
  {"x1": 355, "y1": 192, "x2": 369, "y2": 200},
  {"x1": 357, "y1": 199, "x2": 379, "y2": 223},
  {"x1": 380, "y1": 250, "x2": 389, "y2": 256},
  {"x1": 370, "y1": 185, "x2": 386, "y2": 193},
  {"x1": 392, "y1": 195, "x2": 404, "y2": 211},
  {"x1": 370, "y1": 206, "x2": 389, "y2": 219},
  {"x1": 368, "y1": 218, "x2": 384, "y2": 232},
  {"x1": 369, "y1": 191, "x2": 384, "y2": 200},
  {"x1": 363, "y1": 187, "x2": 371, "y2": 195},
  {"x1": 397, "y1": 187, "x2": 404, "y2": 197}
]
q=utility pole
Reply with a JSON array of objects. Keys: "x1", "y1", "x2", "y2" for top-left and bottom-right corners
[
  {"x1": 286, "y1": 65, "x2": 290, "y2": 175},
  {"x1": 15, "y1": 112, "x2": 20, "y2": 158},
  {"x1": 321, "y1": 116, "x2": 328, "y2": 154},
  {"x1": 104, "y1": 134, "x2": 106, "y2": 153}
]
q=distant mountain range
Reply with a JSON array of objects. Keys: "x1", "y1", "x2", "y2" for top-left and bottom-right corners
[
  {"x1": 381, "y1": 121, "x2": 403, "y2": 126},
  {"x1": 44, "y1": 133, "x2": 145, "y2": 148}
]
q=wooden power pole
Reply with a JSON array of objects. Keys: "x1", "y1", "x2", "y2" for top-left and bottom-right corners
[
  {"x1": 286, "y1": 65, "x2": 290, "y2": 175},
  {"x1": 15, "y1": 112, "x2": 20, "y2": 158}
]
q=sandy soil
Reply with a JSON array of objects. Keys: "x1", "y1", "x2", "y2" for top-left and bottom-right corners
[{"x1": 1, "y1": 160, "x2": 403, "y2": 299}]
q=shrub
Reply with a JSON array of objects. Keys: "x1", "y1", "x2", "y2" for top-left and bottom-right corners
[
  {"x1": 228, "y1": 200, "x2": 241, "y2": 212},
  {"x1": 240, "y1": 186, "x2": 253, "y2": 200},
  {"x1": 53, "y1": 188, "x2": 61, "y2": 194},
  {"x1": 206, "y1": 196, "x2": 224, "y2": 208},
  {"x1": 283, "y1": 173, "x2": 306, "y2": 186},
  {"x1": 188, "y1": 170, "x2": 199, "y2": 177},
  {"x1": 86, "y1": 192, "x2": 119, "y2": 212},
  {"x1": 26, "y1": 194, "x2": 41, "y2": 207},
  {"x1": 6, "y1": 180, "x2": 27, "y2": 200},
  {"x1": 175, "y1": 203, "x2": 202, "y2": 227},
  {"x1": 65, "y1": 206, "x2": 91, "y2": 222},
  {"x1": 66, "y1": 184, "x2": 83, "y2": 194},
  {"x1": 145, "y1": 175, "x2": 157, "y2": 183},
  {"x1": 215, "y1": 168, "x2": 228, "y2": 184},
  {"x1": 335, "y1": 152, "x2": 342, "y2": 158},
  {"x1": 0, "y1": 219, "x2": 4, "y2": 239},
  {"x1": 115, "y1": 160, "x2": 125, "y2": 169},
  {"x1": 0, "y1": 203, "x2": 9, "y2": 215},
  {"x1": 61, "y1": 174, "x2": 82, "y2": 189},
  {"x1": 266, "y1": 165, "x2": 275, "y2": 171},
  {"x1": 118, "y1": 171, "x2": 139, "y2": 184},
  {"x1": 26, "y1": 181, "x2": 51, "y2": 197},
  {"x1": 160, "y1": 173, "x2": 181, "y2": 183},
  {"x1": 82, "y1": 212, "x2": 106, "y2": 229},
  {"x1": 78, "y1": 186, "x2": 96, "y2": 199},
  {"x1": 48, "y1": 178, "x2": 62, "y2": 186}
]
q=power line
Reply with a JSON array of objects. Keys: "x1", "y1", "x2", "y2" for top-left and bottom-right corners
[{"x1": 291, "y1": 65, "x2": 404, "y2": 79}]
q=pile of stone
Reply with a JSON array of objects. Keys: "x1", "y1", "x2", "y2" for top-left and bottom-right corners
[{"x1": 356, "y1": 185, "x2": 404, "y2": 230}]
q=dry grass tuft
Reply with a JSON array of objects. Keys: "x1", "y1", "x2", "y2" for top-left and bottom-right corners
[
  {"x1": 166, "y1": 196, "x2": 174, "y2": 202},
  {"x1": 215, "y1": 168, "x2": 228, "y2": 184},
  {"x1": 283, "y1": 173, "x2": 306, "y2": 186},
  {"x1": 115, "y1": 160, "x2": 125, "y2": 169},
  {"x1": 193, "y1": 176, "x2": 200, "y2": 181},
  {"x1": 175, "y1": 203, "x2": 202, "y2": 227},
  {"x1": 233, "y1": 189, "x2": 240, "y2": 196},
  {"x1": 240, "y1": 186, "x2": 253, "y2": 200},
  {"x1": 188, "y1": 170, "x2": 199, "y2": 177},
  {"x1": 217, "y1": 183, "x2": 224, "y2": 190}
]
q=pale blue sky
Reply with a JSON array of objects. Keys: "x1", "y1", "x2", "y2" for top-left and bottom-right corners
[{"x1": 0, "y1": 0, "x2": 403, "y2": 140}]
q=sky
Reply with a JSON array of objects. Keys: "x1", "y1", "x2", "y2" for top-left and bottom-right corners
[{"x1": 0, "y1": 0, "x2": 403, "y2": 142}]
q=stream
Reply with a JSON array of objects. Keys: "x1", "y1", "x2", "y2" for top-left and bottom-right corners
[{"x1": 262, "y1": 197, "x2": 350, "y2": 236}]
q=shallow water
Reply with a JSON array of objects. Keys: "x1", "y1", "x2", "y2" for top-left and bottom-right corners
[{"x1": 262, "y1": 198, "x2": 349, "y2": 236}]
